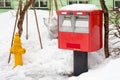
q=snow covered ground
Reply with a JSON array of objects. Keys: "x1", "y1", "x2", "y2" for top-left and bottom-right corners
[{"x1": 0, "y1": 9, "x2": 120, "y2": 80}]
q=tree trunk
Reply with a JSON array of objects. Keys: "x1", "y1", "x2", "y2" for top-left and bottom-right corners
[
  {"x1": 17, "y1": 0, "x2": 35, "y2": 37},
  {"x1": 100, "y1": 0, "x2": 110, "y2": 58}
]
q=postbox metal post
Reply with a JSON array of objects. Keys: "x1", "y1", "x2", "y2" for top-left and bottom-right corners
[{"x1": 73, "y1": 50, "x2": 88, "y2": 76}]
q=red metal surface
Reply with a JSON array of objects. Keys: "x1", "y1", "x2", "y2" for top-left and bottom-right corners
[
  {"x1": 58, "y1": 32, "x2": 89, "y2": 51},
  {"x1": 58, "y1": 10, "x2": 103, "y2": 52}
]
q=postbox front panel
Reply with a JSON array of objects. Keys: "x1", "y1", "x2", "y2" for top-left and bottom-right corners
[{"x1": 58, "y1": 12, "x2": 90, "y2": 51}]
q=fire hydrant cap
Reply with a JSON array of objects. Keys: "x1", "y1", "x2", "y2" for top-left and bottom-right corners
[
  {"x1": 15, "y1": 33, "x2": 19, "y2": 36},
  {"x1": 14, "y1": 33, "x2": 20, "y2": 42}
]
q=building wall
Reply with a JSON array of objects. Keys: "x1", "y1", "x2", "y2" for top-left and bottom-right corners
[
  {"x1": 89, "y1": 0, "x2": 114, "y2": 9},
  {"x1": 12, "y1": 0, "x2": 19, "y2": 9},
  {"x1": 0, "y1": 0, "x2": 119, "y2": 13}
]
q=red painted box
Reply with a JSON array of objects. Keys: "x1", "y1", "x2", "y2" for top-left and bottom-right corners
[{"x1": 57, "y1": 9, "x2": 103, "y2": 52}]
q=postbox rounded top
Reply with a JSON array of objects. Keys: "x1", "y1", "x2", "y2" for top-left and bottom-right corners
[{"x1": 60, "y1": 4, "x2": 99, "y2": 11}]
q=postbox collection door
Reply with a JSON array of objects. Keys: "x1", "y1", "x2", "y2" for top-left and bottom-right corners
[
  {"x1": 59, "y1": 15, "x2": 75, "y2": 32},
  {"x1": 74, "y1": 15, "x2": 89, "y2": 33},
  {"x1": 59, "y1": 14, "x2": 89, "y2": 33}
]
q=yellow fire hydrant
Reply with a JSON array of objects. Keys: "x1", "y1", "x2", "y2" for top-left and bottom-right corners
[{"x1": 10, "y1": 33, "x2": 26, "y2": 68}]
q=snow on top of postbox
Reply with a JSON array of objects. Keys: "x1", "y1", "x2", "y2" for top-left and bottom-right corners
[{"x1": 60, "y1": 4, "x2": 98, "y2": 11}]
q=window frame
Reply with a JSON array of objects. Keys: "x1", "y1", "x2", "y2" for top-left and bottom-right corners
[
  {"x1": 68, "y1": 0, "x2": 89, "y2": 5},
  {"x1": 115, "y1": 1, "x2": 120, "y2": 8},
  {"x1": 68, "y1": 0, "x2": 77, "y2": 5},
  {"x1": 32, "y1": 0, "x2": 48, "y2": 9},
  {"x1": 0, "y1": 0, "x2": 11, "y2": 9},
  {"x1": 79, "y1": 1, "x2": 88, "y2": 4}
]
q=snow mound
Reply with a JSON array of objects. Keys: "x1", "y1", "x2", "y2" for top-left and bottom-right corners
[{"x1": 60, "y1": 4, "x2": 98, "y2": 11}]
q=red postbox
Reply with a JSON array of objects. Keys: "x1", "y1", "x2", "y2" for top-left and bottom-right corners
[{"x1": 57, "y1": 5, "x2": 103, "y2": 52}]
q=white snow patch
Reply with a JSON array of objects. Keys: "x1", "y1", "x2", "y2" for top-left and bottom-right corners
[{"x1": 60, "y1": 4, "x2": 99, "y2": 11}]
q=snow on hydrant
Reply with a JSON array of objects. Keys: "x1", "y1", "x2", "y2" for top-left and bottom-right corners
[{"x1": 10, "y1": 32, "x2": 26, "y2": 68}]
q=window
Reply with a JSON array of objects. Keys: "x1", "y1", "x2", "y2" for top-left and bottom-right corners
[
  {"x1": 0, "y1": 0, "x2": 11, "y2": 8},
  {"x1": 0, "y1": 0, "x2": 4, "y2": 7},
  {"x1": 32, "y1": 0, "x2": 48, "y2": 8},
  {"x1": 5, "y1": 0, "x2": 11, "y2": 7},
  {"x1": 40, "y1": 0, "x2": 47, "y2": 7},
  {"x1": 69, "y1": 0, "x2": 77, "y2": 4},
  {"x1": 68, "y1": 0, "x2": 88, "y2": 5},
  {"x1": 115, "y1": 1, "x2": 120, "y2": 8},
  {"x1": 79, "y1": 1, "x2": 88, "y2": 4},
  {"x1": 59, "y1": 15, "x2": 89, "y2": 33}
]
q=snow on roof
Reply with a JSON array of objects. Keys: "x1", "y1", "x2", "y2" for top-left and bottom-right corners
[{"x1": 60, "y1": 4, "x2": 99, "y2": 11}]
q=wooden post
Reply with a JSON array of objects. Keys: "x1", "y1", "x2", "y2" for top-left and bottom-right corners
[
  {"x1": 8, "y1": 2, "x2": 20, "y2": 63},
  {"x1": 48, "y1": 0, "x2": 52, "y2": 23},
  {"x1": 33, "y1": 8, "x2": 43, "y2": 49},
  {"x1": 51, "y1": 0, "x2": 53, "y2": 16},
  {"x1": 26, "y1": 0, "x2": 28, "y2": 40},
  {"x1": 54, "y1": 0, "x2": 58, "y2": 13},
  {"x1": 26, "y1": 9, "x2": 28, "y2": 40}
]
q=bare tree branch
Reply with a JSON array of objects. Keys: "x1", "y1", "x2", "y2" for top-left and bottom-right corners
[{"x1": 17, "y1": 0, "x2": 35, "y2": 37}]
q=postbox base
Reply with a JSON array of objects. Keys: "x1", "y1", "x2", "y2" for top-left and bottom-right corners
[{"x1": 73, "y1": 50, "x2": 88, "y2": 76}]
